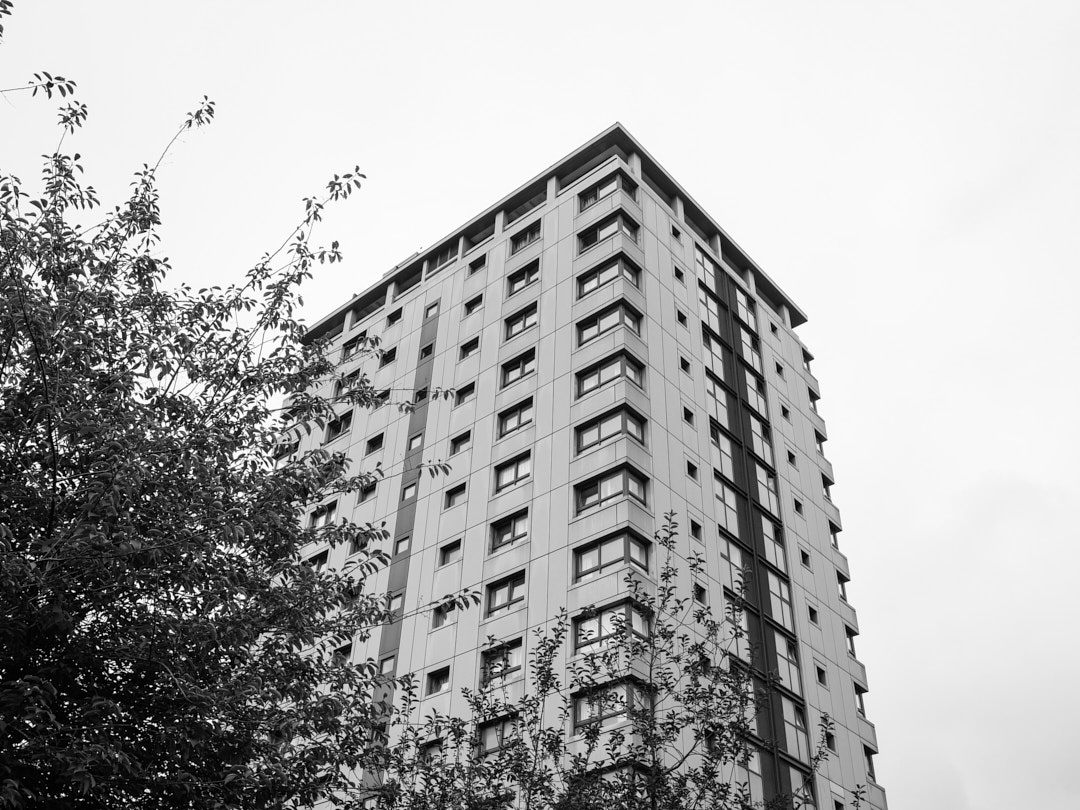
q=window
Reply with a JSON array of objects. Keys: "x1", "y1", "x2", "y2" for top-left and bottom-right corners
[
  {"x1": 676, "y1": 309, "x2": 688, "y2": 327},
  {"x1": 760, "y1": 520, "x2": 786, "y2": 570},
  {"x1": 575, "y1": 408, "x2": 645, "y2": 452},
  {"x1": 575, "y1": 467, "x2": 647, "y2": 513},
  {"x1": 445, "y1": 483, "x2": 466, "y2": 509},
  {"x1": 415, "y1": 388, "x2": 429, "y2": 403},
  {"x1": 781, "y1": 405, "x2": 790, "y2": 420},
  {"x1": 497, "y1": 398, "x2": 534, "y2": 437},
  {"x1": 671, "y1": 225, "x2": 682, "y2": 242},
  {"x1": 775, "y1": 362, "x2": 785, "y2": 378},
  {"x1": 855, "y1": 683, "x2": 868, "y2": 716},
  {"x1": 507, "y1": 259, "x2": 540, "y2": 295},
  {"x1": 464, "y1": 294, "x2": 483, "y2": 316},
  {"x1": 800, "y1": 548, "x2": 812, "y2": 568},
  {"x1": 576, "y1": 352, "x2": 643, "y2": 396},
  {"x1": 438, "y1": 539, "x2": 462, "y2": 566},
  {"x1": 574, "y1": 532, "x2": 649, "y2": 582},
  {"x1": 379, "y1": 346, "x2": 397, "y2": 367},
  {"x1": 450, "y1": 431, "x2": 472, "y2": 455},
  {"x1": 734, "y1": 287, "x2": 757, "y2": 330},
  {"x1": 713, "y1": 474, "x2": 739, "y2": 535},
  {"x1": 803, "y1": 351, "x2": 814, "y2": 373},
  {"x1": 481, "y1": 639, "x2": 523, "y2": 685},
  {"x1": 454, "y1": 382, "x2": 475, "y2": 406},
  {"x1": 509, "y1": 221, "x2": 541, "y2": 254},
  {"x1": 680, "y1": 357, "x2": 691, "y2": 374},
  {"x1": 708, "y1": 423, "x2": 734, "y2": 479},
  {"x1": 325, "y1": 411, "x2": 353, "y2": 443},
  {"x1": 427, "y1": 667, "x2": 451, "y2": 695},
  {"x1": 578, "y1": 172, "x2": 635, "y2": 211},
  {"x1": 358, "y1": 482, "x2": 376, "y2": 503},
  {"x1": 702, "y1": 332, "x2": 725, "y2": 378},
  {"x1": 837, "y1": 571, "x2": 849, "y2": 601},
  {"x1": 787, "y1": 450, "x2": 797, "y2": 466},
  {"x1": 501, "y1": 348, "x2": 536, "y2": 386},
  {"x1": 385, "y1": 308, "x2": 402, "y2": 327},
  {"x1": 491, "y1": 510, "x2": 528, "y2": 551},
  {"x1": 864, "y1": 747, "x2": 877, "y2": 781},
  {"x1": 846, "y1": 626, "x2": 858, "y2": 656},
  {"x1": 487, "y1": 572, "x2": 526, "y2": 616},
  {"x1": 505, "y1": 303, "x2": 538, "y2": 340},
  {"x1": 373, "y1": 389, "x2": 390, "y2": 409},
  {"x1": 689, "y1": 520, "x2": 702, "y2": 541},
  {"x1": 745, "y1": 369, "x2": 768, "y2": 415},
  {"x1": 459, "y1": 336, "x2": 480, "y2": 360},
  {"x1": 693, "y1": 582, "x2": 708, "y2": 604},
  {"x1": 577, "y1": 302, "x2": 641, "y2": 345},
  {"x1": 341, "y1": 335, "x2": 364, "y2": 361},
  {"x1": 407, "y1": 433, "x2": 423, "y2": 451},
  {"x1": 739, "y1": 328, "x2": 762, "y2": 373},
  {"x1": 774, "y1": 630, "x2": 802, "y2": 694},
  {"x1": 401, "y1": 482, "x2": 417, "y2": 502},
  {"x1": 387, "y1": 592, "x2": 404, "y2": 615},
  {"x1": 816, "y1": 665, "x2": 828, "y2": 686},
  {"x1": 809, "y1": 389, "x2": 820, "y2": 414},
  {"x1": 782, "y1": 697, "x2": 810, "y2": 761},
  {"x1": 683, "y1": 407, "x2": 694, "y2": 425},
  {"x1": 479, "y1": 715, "x2": 518, "y2": 753},
  {"x1": 573, "y1": 682, "x2": 649, "y2": 732},
  {"x1": 432, "y1": 602, "x2": 457, "y2": 628},
  {"x1": 577, "y1": 255, "x2": 640, "y2": 297},
  {"x1": 720, "y1": 537, "x2": 746, "y2": 595},
  {"x1": 755, "y1": 464, "x2": 780, "y2": 515},
  {"x1": 579, "y1": 213, "x2": 638, "y2": 252},
  {"x1": 574, "y1": 603, "x2": 648, "y2": 650},
  {"x1": 704, "y1": 373, "x2": 730, "y2": 428},
  {"x1": 469, "y1": 253, "x2": 487, "y2": 274},
  {"x1": 365, "y1": 433, "x2": 384, "y2": 455},
  {"x1": 494, "y1": 453, "x2": 531, "y2": 493},
  {"x1": 793, "y1": 498, "x2": 803, "y2": 515},
  {"x1": 698, "y1": 286, "x2": 723, "y2": 334},
  {"x1": 379, "y1": 655, "x2": 396, "y2": 675},
  {"x1": 815, "y1": 432, "x2": 827, "y2": 456},
  {"x1": 730, "y1": 750, "x2": 764, "y2": 805},
  {"x1": 768, "y1": 572, "x2": 794, "y2": 630},
  {"x1": 419, "y1": 342, "x2": 434, "y2": 360},
  {"x1": 674, "y1": 265, "x2": 685, "y2": 283},
  {"x1": 829, "y1": 522, "x2": 841, "y2": 549},
  {"x1": 425, "y1": 301, "x2": 440, "y2": 319},
  {"x1": 808, "y1": 605, "x2": 819, "y2": 624},
  {"x1": 309, "y1": 501, "x2": 337, "y2": 529},
  {"x1": 823, "y1": 474, "x2": 834, "y2": 502},
  {"x1": 429, "y1": 243, "x2": 457, "y2": 272},
  {"x1": 694, "y1": 245, "x2": 719, "y2": 285},
  {"x1": 393, "y1": 536, "x2": 411, "y2": 556},
  {"x1": 687, "y1": 461, "x2": 699, "y2": 480}
]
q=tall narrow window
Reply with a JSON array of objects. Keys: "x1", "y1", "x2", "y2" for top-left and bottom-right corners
[
  {"x1": 734, "y1": 287, "x2": 757, "y2": 331},
  {"x1": 768, "y1": 572, "x2": 794, "y2": 630},
  {"x1": 713, "y1": 475, "x2": 739, "y2": 536},
  {"x1": 739, "y1": 328, "x2": 762, "y2": 373},
  {"x1": 781, "y1": 697, "x2": 810, "y2": 761},
  {"x1": 755, "y1": 464, "x2": 780, "y2": 515},
  {"x1": 774, "y1": 630, "x2": 802, "y2": 695}
]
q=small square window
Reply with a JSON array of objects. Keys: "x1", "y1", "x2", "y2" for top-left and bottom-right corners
[
  {"x1": 450, "y1": 431, "x2": 472, "y2": 455},
  {"x1": 401, "y1": 482, "x2": 417, "y2": 502},
  {"x1": 445, "y1": 483, "x2": 466, "y2": 509},
  {"x1": 407, "y1": 433, "x2": 423, "y2": 451},
  {"x1": 690, "y1": 520, "x2": 702, "y2": 541},
  {"x1": 671, "y1": 225, "x2": 682, "y2": 242},
  {"x1": 419, "y1": 342, "x2": 434, "y2": 360},
  {"x1": 775, "y1": 362, "x2": 785, "y2": 378},
  {"x1": 387, "y1": 593, "x2": 404, "y2": 615},
  {"x1": 464, "y1": 295, "x2": 483, "y2": 316},
  {"x1": 426, "y1": 667, "x2": 451, "y2": 695},
  {"x1": 793, "y1": 499, "x2": 803, "y2": 515},
  {"x1": 414, "y1": 387, "x2": 428, "y2": 403},
  {"x1": 687, "y1": 461, "x2": 698, "y2": 480},
  {"x1": 787, "y1": 450, "x2": 797, "y2": 466},
  {"x1": 394, "y1": 536, "x2": 411, "y2": 556},
  {"x1": 386, "y1": 308, "x2": 403, "y2": 327},
  {"x1": 379, "y1": 655, "x2": 396, "y2": 675},
  {"x1": 825, "y1": 731, "x2": 837, "y2": 752},
  {"x1": 459, "y1": 337, "x2": 480, "y2": 360},
  {"x1": 454, "y1": 383, "x2": 475, "y2": 406},
  {"x1": 674, "y1": 266, "x2": 685, "y2": 283},
  {"x1": 770, "y1": 322, "x2": 779, "y2": 335},
  {"x1": 800, "y1": 549, "x2": 811, "y2": 568},
  {"x1": 676, "y1": 309, "x2": 688, "y2": 327},
  {"x1": 680, "y1": 357, "x2": 691, "y2": 374},
  {"x1": 683, "y1": 407, "x2": 694, "y2": 425},
  {"x1": 808, "y1": 605, "x2": 819, "y2": 624},
  {"x1": 816, "y1": 665, "x2": 828, "y2": 686},
  {"x1": 379, "y1": 347, "x2": 397, "y2": 367},
  {"x1": 358, "y1": 482, "x2": 376, "y2": 503},
  {"x1": 438, "y1": 539, "x2": 462, "y2": 566},
  {"x1": 432, "y1": 602, "x2": 457, "y2": 629},
  {"x1": 425, "y1": 302, "x2": 440, "y2": 319},
  {"x1": 365, "y1": 434, "x2": 384, "y2": 455},
  {"x1": 781, "y1": 405, "x2": 791, "y2": 420},
  {"x1": 693, "y1": 583, "x2": 708, "y2": 604},
  {"x1": 469, "y1": 254, "x2": 487, "y2": 274}
]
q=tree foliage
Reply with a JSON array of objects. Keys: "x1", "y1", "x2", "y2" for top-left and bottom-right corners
[{"x1": 0, "y1": 50, "x2": 399, "y2": 810}]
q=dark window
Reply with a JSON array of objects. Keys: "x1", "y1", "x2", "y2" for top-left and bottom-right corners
[
  {"x1": 454, "y1": 383, "x2": 475, "y2": 406},
  {"x1": 450, "y1": 431, "x2": 472, "y2": 455},
  {"x1": 459, "y1": 336, "x2": 480, "y2": 360},
  {"x1": 445, "y1": 483, "x2": 466, "y2": 509}
]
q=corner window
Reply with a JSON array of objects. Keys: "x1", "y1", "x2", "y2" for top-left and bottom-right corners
[
  {"x1": 577, "y1": 301, "x2": 641, "y2": 346},
  {"x1": 578, "y1": 213, "x2": 638, "y2": 253},
  {"x1": 576, "y1": 352, "x2": 643, "y2": 396},
  {"x1": 575, "y1": 408, "x2": 645, "y2": 453},
  {"x1": 574, "y1": 532, "x2": 649, "y2": 582},
  {"x1": 575, "y1": 467, "x2": 647, "y2": 513},
  {"x1": 578, "y1": 172, "x2": 635, "y2": 211},
  {"x1": 576, "y1": 255, "x2": 640, "y2": 298},
  {"x1": 573, "y1": 603, "x2": 648, "y2": 651}
]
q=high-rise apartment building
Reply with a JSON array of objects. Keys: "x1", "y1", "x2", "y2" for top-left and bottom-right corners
[{"x1": 302, "y1": 124, "x2": 885, "y2": 809}]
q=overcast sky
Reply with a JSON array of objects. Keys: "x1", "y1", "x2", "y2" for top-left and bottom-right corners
[{"x1": 4, "y1": 2, "x2": 1079, "y2": 807}]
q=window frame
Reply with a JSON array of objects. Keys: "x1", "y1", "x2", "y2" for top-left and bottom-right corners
[
  {"x1": 576, "y1": 352, "x2": 644, "y2": 397},
  {"x1": 577, "y1": 301, "x2": 642, "y2": 346},
  {"x1": 576, "y1": 255, "x2": 641, "y2": 299},
  {"x1": 578, "y1": 212, "x2": 639, "y2": 254},
  {"x1": 509, "y1": 221, "x2": 541, "y2": 255},
  {"x1": 494, "y1": 453, "x2": 532, "y2": 494},
  {"x1": 497, "y1": 398, "x2": 534, "y2": 438},
  {"x1": 507, "y1": 259, "x2": 540, "y2": 296},
  {"x1": 491, "y1": 509, "x2": 529, "y2": 552},
  {"x1": 487, "y1": 571, "x2": 527, "y2": 616},
  {"x1": 573, "y1": 531, "x2": 650, "y2": 582},
  {"x1": 575, "y1": 407, "x2": 646, "y2": 453},
  {"x1": 504, "y1": 302, "x2": 539, "y2": 340},
  {"x1": 501, "y1": 348, "x2": 537, "y2": 387},
  {"x1": 575, "y1": 466, "x2": 647, "y2": 514}
]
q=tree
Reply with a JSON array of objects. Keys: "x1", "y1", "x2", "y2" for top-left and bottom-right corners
[
  {"x1": 367, "y1": 515, "x2": 844, "y2": 810},
  {"x1": 0, "y1": 30, "x2": 411, "y2": 808}
]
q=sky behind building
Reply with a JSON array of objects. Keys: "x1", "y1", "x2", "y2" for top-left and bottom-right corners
[{"x1": 3, "y1": 2, "x2": 1079, "y2": 808}]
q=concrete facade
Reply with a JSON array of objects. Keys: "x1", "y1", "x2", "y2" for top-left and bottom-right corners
[{"x1": 301, "y1": 124, "x2": 886, "y2": 810}]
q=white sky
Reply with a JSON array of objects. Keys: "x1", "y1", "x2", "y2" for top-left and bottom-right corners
[{"x1": 4, "y1": 2, "x2": 1079, "y2": 807}]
